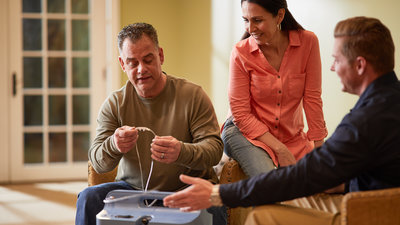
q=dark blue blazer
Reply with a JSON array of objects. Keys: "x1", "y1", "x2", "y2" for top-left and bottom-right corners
[{"x1": 220, "y1": 71, "x2": 400, "y2": 208}]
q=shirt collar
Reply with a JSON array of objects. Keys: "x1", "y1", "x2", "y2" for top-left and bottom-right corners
[{"x1": 248, "y1": 30, "x2": 301, "y2": 53}]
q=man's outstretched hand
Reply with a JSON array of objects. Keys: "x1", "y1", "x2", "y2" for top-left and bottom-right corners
[{"x1": 163, "y1": 174, "x2": 213, "y2": 212}]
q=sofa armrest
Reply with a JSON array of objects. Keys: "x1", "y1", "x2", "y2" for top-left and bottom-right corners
[
  {"x1": 341, "y1": 187, "x2": 400, "y2": 225},
  {"x1": 219, "y1": 158, "x2": 247, "y2": 184},
  {"x1": 220, "y1": 159, "x2": 251, "y2": 225},
  {"x1": 88, "y1": 161, "x2": 118, "y2": 186}
]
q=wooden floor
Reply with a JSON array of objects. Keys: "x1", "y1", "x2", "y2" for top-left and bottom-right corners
[{"x1": 0, "y1": 181, "x2": 87, "y2": 225}]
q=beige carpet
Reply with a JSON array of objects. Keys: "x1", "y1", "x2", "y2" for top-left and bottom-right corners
[{"x1": 0, "y1": 181, "x2": 87, "y2": 225}]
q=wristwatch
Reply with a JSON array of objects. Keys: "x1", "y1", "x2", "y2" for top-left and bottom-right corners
[{"x1": 209, "y1": 184, "x2": 223, "y2": 206}]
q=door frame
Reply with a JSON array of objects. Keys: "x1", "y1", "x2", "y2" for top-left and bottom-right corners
[
  {"x1": 1, "y1": 0, "x2": 121, "y2": 183},
  {"x1": 0, "y1": 0, "x2": 11, "y2": 183}
]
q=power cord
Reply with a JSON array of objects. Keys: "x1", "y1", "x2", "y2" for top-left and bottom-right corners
[
  {"x1": 105, "y1": 127, "x2": 158, "y2": 207},
  {"x1": 135, "y1": 127, "x2": 157, "y2": 207}
]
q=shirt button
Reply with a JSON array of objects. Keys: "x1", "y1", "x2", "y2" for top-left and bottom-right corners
[
  {"x1": 275, "y1": 117, "x2": 279, "y2": 120},
  {"x1": 275, "y1": 126, "x2": 278, "y2": 129},
  {"x1": 278, "y1": 76, "x2": 281, "y2": 79},
  {"x1": 278, "y1": 90, "x2": 282, "y2": 94},
  {"x1": 277, "y1": 103, "x2": 280, "y2": 106}
]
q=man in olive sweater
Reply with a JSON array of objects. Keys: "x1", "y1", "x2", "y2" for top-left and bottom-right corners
[{"x1": 75, "y1": 23, "x2": 225, "y2": 225}]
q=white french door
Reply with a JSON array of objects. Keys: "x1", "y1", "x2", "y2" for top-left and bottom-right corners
[{"x1": 6, "y1": 0, "x2": 110, "y2": 182}]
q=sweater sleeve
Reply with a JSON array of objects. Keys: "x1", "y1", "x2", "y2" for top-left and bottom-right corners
[
  {"x1": 88, "y1": 93, "x2": 124, "y2": 173},
  {"x1": 176, "y1": 87, "x2": 223, "y2": 170}
]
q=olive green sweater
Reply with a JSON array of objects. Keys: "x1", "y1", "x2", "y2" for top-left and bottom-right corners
[{"x1": 89, "y1": 75, "x2": 223, "y2": 191}]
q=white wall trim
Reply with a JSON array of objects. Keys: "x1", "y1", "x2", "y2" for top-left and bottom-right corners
[
  {"x1": 106, "y1": 0, "x2": 121, "y2": 95},
  {"x1": 0, "y1": 0, "x2": 10, "y2": 183}
]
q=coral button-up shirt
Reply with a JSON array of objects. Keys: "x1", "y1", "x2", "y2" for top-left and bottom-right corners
[{"x1": 229, "y1": 30, "x2": 328, "y2": 166}]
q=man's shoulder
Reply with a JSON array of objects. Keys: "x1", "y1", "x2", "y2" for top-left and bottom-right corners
[
  {"x1": 109, "y1": 82, "x2": 127, "y2": 95},
  {"x1": 103, "y1": 82, "x2": 132, "y2": 106},
  {"x1": 167, "y1": 74, "x2": 203, "y2": 93},
  {"x1": 343, "y1": 86, "x2": 400, "y2": 132}
]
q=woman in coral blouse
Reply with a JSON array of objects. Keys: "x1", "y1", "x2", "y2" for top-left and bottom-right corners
[{"x1": 222, "y1": 0, "x2": 328, "y2": 177}]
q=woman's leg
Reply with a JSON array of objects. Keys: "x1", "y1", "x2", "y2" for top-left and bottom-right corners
[
  {"x1": 75, "y1": 181, "x2": 134, "y2": 225},
  {"x1": 222, "y1": 118, "x2": 275, "y2": 177}
]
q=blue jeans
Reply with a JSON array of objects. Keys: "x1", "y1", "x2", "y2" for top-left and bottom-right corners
[
  {"x1": 221, "y1": 117, "x2": 276, "y2": 177},
  {"x1": 75, "y1": 181, "x2": 226, "y2": 225}
]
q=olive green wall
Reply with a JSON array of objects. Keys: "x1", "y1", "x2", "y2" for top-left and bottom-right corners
[{"x1": 119, "y1": 0, "x2": 212, "y2": 95}]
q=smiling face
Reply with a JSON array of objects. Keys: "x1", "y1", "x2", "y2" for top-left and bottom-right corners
[
  {"x1": 118, "y1": 35, "x2": 166, "y2": 98},
  {"x1": 331, "y1": 37, "x2": 363, "y2": 95},
  {"x1": 241, "y1": 1, "x2": 283, "y2": 45}
]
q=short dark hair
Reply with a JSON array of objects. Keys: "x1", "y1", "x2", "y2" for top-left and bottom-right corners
[
  {"x1": 117, "y1": 23, "x2": 159, "y2": 52},
  {"x1": 334, "y1": 17, "x2": 395, "y2": 74},
  {"x1": 241, "y1": 0, "x2": 304, "y2": 40}
]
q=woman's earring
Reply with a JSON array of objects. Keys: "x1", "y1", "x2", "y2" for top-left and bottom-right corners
[{"x1": 277, "y1": 23, "x2": 282, "y2": 31}]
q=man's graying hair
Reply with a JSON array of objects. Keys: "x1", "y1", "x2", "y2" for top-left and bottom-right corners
[{"x1": 118, "y1": 23, "x2": 159, "y2": 52}]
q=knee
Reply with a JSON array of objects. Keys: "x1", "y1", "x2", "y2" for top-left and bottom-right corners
[
  {"x1": 222, "y1": 125, "x2": 242, "y2": 154},
  {"x1": 77, "y1": 187, "x2": 103, "y2": 204},
  {"x1": 222, "y1": 123, "x2": 239, "y2": 140}
]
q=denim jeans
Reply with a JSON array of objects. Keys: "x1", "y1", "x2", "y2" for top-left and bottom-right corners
[
  {"x1": 75, "y1": 180, "x2": 227, "y2": 225},
  {"x1": 221, "y1": 117, "x2": 276, "y2": 177}
]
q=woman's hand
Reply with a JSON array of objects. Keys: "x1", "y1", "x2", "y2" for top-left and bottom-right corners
[
  {"x1": 314, "y1": 139, "x2": 324, "y2": 148},
  {"x1": 257, "y1": 131, "x2": 296, "y2": 167},
  {"x1": 274, "y1": 145, "x2": 296, "y2": 167}
]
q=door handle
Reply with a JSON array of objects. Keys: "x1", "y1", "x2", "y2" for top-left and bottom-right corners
[{"x1": 12, "y1": 73, "x2": 16, "y2": 96}]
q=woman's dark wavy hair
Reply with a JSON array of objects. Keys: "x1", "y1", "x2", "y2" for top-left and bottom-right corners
[{"x1": 241, "y1": 0, "x2": 304, "y2": 40}]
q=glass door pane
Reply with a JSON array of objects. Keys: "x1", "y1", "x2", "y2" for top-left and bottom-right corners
[
  {"x1": 22, "y1": 0, "x2": 91, "y2": 165},
  {"x1": 23, "y1": 57, "x2": 43, "y2": 88},
  {"x1": 48, "y1": 19, "x2": 66, "y2": 50},
  {"x1": 23, "y1": 19, "x2": 42, "y2": 50}
]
